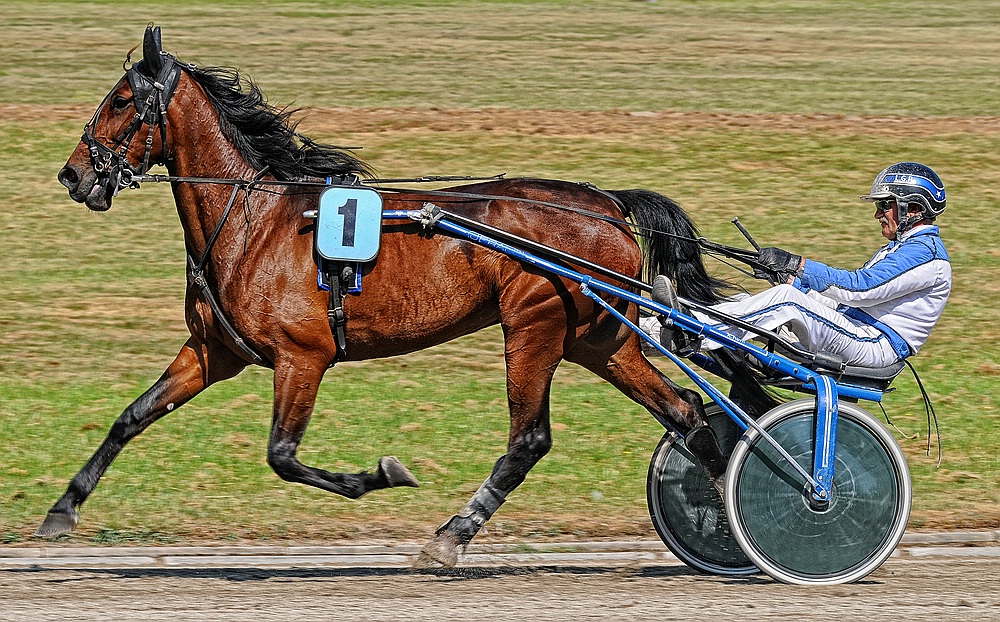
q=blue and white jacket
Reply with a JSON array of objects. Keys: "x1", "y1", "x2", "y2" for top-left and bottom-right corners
[{"x1": 793, "y1": 225, "x2": 951, "y2": 358}]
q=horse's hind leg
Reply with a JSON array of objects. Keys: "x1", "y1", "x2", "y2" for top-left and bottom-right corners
[
  {"x1": 264, "y1": 355, "x2": 419, "y2": 498},
  {"x1": 567, "y1": 334, "x2": 728, "y2": 487},
  {"x1": 416, "y1": 325, "x2": 559, "y2": 568},
  {"x1": 35, "y1": 337, "x2": 247, "y2": 537}
]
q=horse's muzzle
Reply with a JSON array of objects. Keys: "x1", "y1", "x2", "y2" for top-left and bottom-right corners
[{"x1": 58, "y1": 163, "x2": 112, "y2": 211}]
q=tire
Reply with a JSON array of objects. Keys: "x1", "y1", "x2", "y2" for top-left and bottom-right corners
[
  {"x1": 724, "y1": 398, "x2": 911, "y2": 585},
  {"x1": 646, "y1": 405, "x2": 757, "y2": 576}
]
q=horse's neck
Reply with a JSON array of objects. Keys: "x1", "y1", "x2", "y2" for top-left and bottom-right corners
[{"x1": 166, "y1": 123, "x2": 259, "y2": 267}]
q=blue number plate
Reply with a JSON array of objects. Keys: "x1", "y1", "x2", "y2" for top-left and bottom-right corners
[{"x1": 316, "y1": 186, "x2": 383, "y2": 262}]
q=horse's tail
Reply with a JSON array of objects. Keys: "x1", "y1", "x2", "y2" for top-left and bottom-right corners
[
  {"x1": 610, "y1": 189, "x2": 728, "y2": 304},
  {"x1": 611, "y1": 188, "x2": 781, "y2": 417}
]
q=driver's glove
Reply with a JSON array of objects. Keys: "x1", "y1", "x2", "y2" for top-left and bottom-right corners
[{"x1": 753, "y1": 247, "x2": 803, "y2": 284}]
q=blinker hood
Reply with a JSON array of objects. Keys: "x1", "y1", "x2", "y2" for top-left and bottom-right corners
[{"x1": 126, "y1": 24, "x2": 181, "y2": 119}]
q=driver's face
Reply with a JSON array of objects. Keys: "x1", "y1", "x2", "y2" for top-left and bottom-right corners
[{"x1": 874, "y1": 199, "x2": 899, "y2": 240}]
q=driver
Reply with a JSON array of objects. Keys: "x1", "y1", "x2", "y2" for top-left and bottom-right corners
[{"x1": 643, "y1": 162, "x2": 952, "y2": 368}]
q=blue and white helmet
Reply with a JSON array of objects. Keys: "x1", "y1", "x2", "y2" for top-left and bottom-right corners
[{"x1": 860, "y1": 162, "x2": 946, "y2": 235}]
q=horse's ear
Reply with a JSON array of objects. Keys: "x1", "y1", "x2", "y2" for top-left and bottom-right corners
[{"x1": 142, "y1": 25, "x2": 163, "y2": 75}]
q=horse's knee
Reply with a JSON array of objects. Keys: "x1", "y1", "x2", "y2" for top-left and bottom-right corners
[
  {"x1": 267, "y1": 439, "x2": 381, "y2": 499},
  {"x1": 106, "y1": 389, "x2": 167, "y2": 440}
]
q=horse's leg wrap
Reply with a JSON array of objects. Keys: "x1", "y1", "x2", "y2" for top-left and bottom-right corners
[
  {"x1": 685, "y1": 424, "x2": 728, "y2": 497},
  {"x1": 415, "y1": 475, "x2": 508, "y2": 569},
  {"x1": 435, "y1": 476, "x2": 508, "y2": 543}
]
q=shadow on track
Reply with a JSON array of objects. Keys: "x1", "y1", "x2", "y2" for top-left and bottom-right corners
[{"x1": 11, "y1": 564, "x2": 710, "y2": 583}]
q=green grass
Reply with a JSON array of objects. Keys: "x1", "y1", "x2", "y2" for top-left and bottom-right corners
[
  {"x1": 3, "y1": 1, "x2": 1000, "y2": 114},
  {"x1": 1, "y1": 0, "x2": 998, "y2": 545}
]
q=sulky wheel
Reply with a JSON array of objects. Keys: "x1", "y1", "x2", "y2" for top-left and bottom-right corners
[
  {"x1": 724, "y1": 398, "x2": 911, "y2": 585},
  {"x1": 646, "y1": 404, "x2": 757, "y2": 576}
]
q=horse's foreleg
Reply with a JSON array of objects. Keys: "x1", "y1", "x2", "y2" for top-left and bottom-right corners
[
  {"x1": 417, "y1": 330, "x2": 558, "y2": 568},
  {"x1": 265, "y1": 358, "x2": 419, "y2": 498},
  {"x1": 35, "y1": 338, "x2": 246, "y2": 537}
]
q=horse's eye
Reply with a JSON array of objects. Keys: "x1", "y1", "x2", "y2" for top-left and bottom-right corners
[{"x1": 111, "y1": 95, "x2": 132, "y2": 111}]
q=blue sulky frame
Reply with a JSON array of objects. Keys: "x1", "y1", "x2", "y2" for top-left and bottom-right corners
[{"x1": 382, "y1": 207, "x2": 889, "y2": 503}]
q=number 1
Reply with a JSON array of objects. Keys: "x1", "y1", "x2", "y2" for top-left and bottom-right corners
[{"x1": 339, "y1": 198, "x2": 357, "y2": 247}]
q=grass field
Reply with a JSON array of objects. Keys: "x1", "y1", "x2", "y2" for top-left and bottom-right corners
[{"x1": 1, "y1": 1, "x2": 998, "y2": 546}]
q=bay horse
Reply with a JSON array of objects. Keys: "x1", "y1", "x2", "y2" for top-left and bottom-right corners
[{"x1": 42, "y1": 25, "x2": 737, "y2": 566}]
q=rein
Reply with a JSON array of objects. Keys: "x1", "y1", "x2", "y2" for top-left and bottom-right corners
[
  {"x1": 130, "y1": 172, "x2": 771, "y2": 276},
  {"x1": 101, "y1": 61, "x2": 768, "y2": 363},
  {"x1": 131, "y1": 172, "x2": 507, "y2": 188},
  {"x1": 373, "y1": 184, "x2": 779, "y2": 280}
]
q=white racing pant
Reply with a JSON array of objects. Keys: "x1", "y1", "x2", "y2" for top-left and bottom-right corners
[{"x1": 644, "y1": 284, "x2": 902, "y2": 368}]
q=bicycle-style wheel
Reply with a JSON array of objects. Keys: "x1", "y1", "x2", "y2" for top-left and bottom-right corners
[
  {"x1": 646, "y1": 405, "x2": 757, "y2": 576},
  {"x1": 724, "y1": 398, "x2": 911, "y2": 585}
]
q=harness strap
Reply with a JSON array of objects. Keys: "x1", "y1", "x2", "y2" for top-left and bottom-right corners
[
  {"x1": 376, "y1": 184, "x2": 634, "y2": 229},
  {"x1": 196, "y1": 179, "x2": 248, "y2": 274},
  {"x1": 185, "y1": 170, "x2": 271, "y2": 367},
  {"x1": 418, "y1": 203, "x2": 650, "y2": 292},
  {"x1": 187, "y1": 254, "x2": 269, "y2": 367},
  {"x1": 323, "y1": 264, "x2": 351, "y2": 363}
]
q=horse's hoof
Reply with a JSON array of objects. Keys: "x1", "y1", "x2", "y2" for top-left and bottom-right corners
[
  {"x1": 379, "y1": 456, "x2": 420, "y2": 488},
  {"x1": 34, "y1": 509, "x2": 79, "y2": 538},
  {"x1": 413, "y1": 532, "x2": 461, "y2": 569}
]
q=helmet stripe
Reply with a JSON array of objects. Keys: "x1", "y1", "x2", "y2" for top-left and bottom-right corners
[{"x1": 879, "y1": 173, "x2": 946, "y2": 202}]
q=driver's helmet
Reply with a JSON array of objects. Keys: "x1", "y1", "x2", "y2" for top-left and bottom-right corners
[{"x1": 860, "y1": 162, "x2": 946, "y2": 235}]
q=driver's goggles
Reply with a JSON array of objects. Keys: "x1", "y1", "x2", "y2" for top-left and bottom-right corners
[{"x1": 874, "y1": 199, "x2": 895, "y2": 214}]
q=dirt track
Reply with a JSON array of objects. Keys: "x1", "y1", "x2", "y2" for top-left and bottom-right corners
[{"x1": 2, "y1": 556, "x2": 998, "y2": 621}]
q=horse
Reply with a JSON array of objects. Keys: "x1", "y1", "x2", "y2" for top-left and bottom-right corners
[{"x1": 42, "y1": 25, "x2": 741, "y2": 566}]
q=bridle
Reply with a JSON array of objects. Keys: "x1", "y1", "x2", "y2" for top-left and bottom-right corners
[{"x1": 81, "y1": 49, "x2": 184, "y2": 201}]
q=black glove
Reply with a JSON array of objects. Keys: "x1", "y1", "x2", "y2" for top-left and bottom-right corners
[{"x1": 753, "y1": 246, "x2": 802, "y2": 284}]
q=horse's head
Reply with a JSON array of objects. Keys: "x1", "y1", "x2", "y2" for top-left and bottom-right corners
[{"x1": 58, "y1": 25, "x2": 183, "y2": 211}]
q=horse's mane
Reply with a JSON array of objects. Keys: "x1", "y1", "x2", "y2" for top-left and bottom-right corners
[{"x1": 187, "y1": 65, "x2": 373, "y2": 181}]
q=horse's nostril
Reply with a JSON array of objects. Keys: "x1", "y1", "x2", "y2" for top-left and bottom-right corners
[{"x1": 58, "y1": 165, "x2": 80, "y2": 189}]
